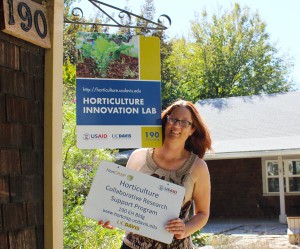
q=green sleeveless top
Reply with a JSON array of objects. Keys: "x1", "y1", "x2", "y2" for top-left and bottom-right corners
[{"x1": 123, "y1": 148, "x2": 198, "y2": 249}]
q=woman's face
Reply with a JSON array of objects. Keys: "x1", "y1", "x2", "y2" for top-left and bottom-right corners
[{"x1": 164, "y1": 106, "x2": 195, "y2": 142}]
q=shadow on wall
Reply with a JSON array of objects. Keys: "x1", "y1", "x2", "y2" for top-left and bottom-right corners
[{"x1": 256, "y1": 196, "x2": 278, "y2": 218}]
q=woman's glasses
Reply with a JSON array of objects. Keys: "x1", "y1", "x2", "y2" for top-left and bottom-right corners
[{"x1": 166, "y1": 115, "x2": 193, "y2": 128}]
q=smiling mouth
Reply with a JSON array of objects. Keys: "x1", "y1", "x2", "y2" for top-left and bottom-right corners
[{"x1": 171, "y1": 130, "x2": 181, "y2": 135}]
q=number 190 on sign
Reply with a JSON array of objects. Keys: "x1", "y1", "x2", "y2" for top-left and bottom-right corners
[
  {"x1": 145, "y1": 131, "x2": 160, "y2": 139},
  {"x1": 141, "y1": 127, "x2": 162, "y2": 148}
]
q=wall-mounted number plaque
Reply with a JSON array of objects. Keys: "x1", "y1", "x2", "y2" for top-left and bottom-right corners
[{"x1": 0, "y1": 0, "x2": 51, "y2": 48}]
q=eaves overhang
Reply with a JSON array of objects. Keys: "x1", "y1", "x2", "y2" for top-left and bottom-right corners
[{"x1": 204, "y1": 148, "x2": 300, "y2": 161}]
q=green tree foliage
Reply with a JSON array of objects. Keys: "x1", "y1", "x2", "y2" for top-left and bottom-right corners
[
  {"x1": 123, "y1": 0, "x2": 166, "y2": 39},
  {"x1": 161, "y1": 38, "x2": 187, "y2": 108},
  {"x1": 118, "y1": 0, "x2": 135, "y2": 37},
  {"x1": 61, "y1": 1, "x2": 297, "y2": 247},
  {"x1": 63, "y1": 0, "x2": 108, "y2": 64},
  {"x1": 135, "y1": 0, "x2": 155, "y2": 36},
  {"x1": 162, "y1": 3, "x2": 295, "y2": 104},
  {"x1": 62, "y1": 61, "x2": 124, "y2": 248},
  {"x1": 62, "y1": 1, "x2": 165, "y2": 247}
]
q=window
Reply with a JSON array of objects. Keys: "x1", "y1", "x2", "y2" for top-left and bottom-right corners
[
  {"x1": 287, "y1": 160, "x2": 300, "y2": 192},
  {"x1": 265, "y1": 159, "x2": 300, "y2": 194}
]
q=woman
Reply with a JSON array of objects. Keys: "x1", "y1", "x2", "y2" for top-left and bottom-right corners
[{"x1": 99, "y1": 99, "x2": 212, "y2": 249}]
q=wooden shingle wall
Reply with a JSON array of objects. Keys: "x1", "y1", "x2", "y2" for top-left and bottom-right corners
[
  {"x1": 0, "y1": 31, "x2": 44, "y2": 249},
  {"x1": 207, "y1": 158, "x2": 300, "y2": 218},
  {"x1": 207, "y1": 158, "x2": 265, "y2": 218}
]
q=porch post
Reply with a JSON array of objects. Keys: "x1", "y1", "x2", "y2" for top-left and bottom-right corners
[
  {"x1": 44, "y1": 0, "x2": 64, "y2": 247},
  {"x1": 278, "y1": 156, "x2": 287, "y2": 223}
]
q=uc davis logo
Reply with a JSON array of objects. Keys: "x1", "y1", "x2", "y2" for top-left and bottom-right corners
[{"x1": 112, "y1": 134, "x2": 132, "y2": 139}]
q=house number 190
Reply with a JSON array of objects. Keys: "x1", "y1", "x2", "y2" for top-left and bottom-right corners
[{"x1": 7, "y1": 0, "x2": 47, "y2": 39}]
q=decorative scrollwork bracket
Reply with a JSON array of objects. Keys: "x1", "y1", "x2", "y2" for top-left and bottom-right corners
[{"x1": 64, "y1": 0, "x2": 171, "y2": 31}]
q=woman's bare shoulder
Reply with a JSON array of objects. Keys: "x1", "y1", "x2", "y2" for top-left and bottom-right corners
[
  {"x1": 131, "y1": 148, "x2": 148, "y2": 155},
  {"x1": 129, "y1": 148, "x2": 148, "y2": 160},
  {"x1": 126, "y1": 148, "x2": 148, "y2": 170},
  {"x1": 191, "y1": 156, "x2": 209, "y2": 178}
]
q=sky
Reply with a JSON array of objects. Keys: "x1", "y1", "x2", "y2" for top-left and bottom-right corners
[{"x1": 78, "y1": 0, "x2": 300, "y2": 90}]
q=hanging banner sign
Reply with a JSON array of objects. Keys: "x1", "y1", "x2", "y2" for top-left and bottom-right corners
[
  {"x1": 76, "y1": 33, "x2": 162, "y2": 148},
  {"x1": 83, "y1": 161, "x2": 185, "y2": 244},
  {"x1": 76, "y1": 78, "x2": 162, "y2": 148},
  {"x1": 0, "y1": 0, "x2": 51, "y2": 48}
]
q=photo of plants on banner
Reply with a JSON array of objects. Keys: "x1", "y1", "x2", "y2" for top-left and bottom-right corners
[{"x1": 76, "y1": 32, "x2": 139, "y2": 79}]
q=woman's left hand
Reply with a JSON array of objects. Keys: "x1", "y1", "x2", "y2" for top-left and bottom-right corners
[
  {"x1": 98, "y1": 220, "x2": 115, "y2": 230},
  {"x1": 165, "y1": 218, "x2": 186, "y2": 239}
]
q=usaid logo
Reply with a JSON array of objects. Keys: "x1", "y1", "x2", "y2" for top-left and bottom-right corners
[
  {"x1": 83, "y1": 133, "x2": 108, "y2": 140},
  {"x1": 112, "y1": 134, "x2": 132, "y2": 139},
  {"x1": 83, "y1": 133, "x2": 90, "y2": 140},
  {"x1": 158, "y1": 185, "x2": 178, "y2": 195}
]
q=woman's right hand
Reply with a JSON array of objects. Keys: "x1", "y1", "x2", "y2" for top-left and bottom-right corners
[{"x1": 98, "y1": 220, "x2": 115, "y2": 229}]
